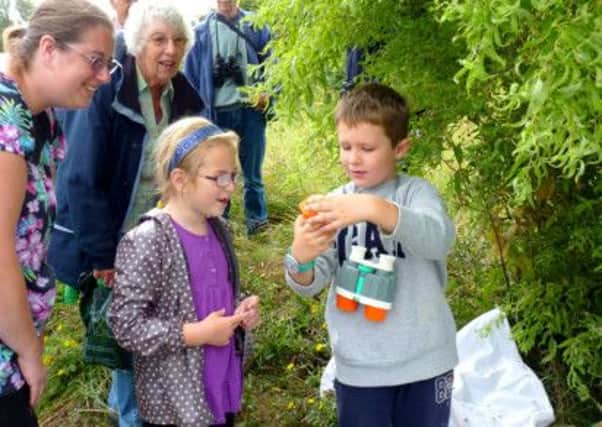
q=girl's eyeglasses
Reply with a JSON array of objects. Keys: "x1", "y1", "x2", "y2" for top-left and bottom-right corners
[
  {"x1": 61, "y1": 43, "x2": 121, "y2": 74},
  {"x1": 203, "y1": 172, "x2": 239, "y2": 188}
]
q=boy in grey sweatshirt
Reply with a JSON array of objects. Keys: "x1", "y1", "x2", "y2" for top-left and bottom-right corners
[{"x1": 284, "y1": 83, "x2": 458, "y2": 427}]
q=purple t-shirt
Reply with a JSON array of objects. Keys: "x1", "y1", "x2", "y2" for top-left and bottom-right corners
[{"x1": 172, "y1": 219, "x2": 242, "y2": 423}]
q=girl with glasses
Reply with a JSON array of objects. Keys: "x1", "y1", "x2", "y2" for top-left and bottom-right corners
[{"x1": 108, "y1": 117, "x2": 260, "y2": 427}]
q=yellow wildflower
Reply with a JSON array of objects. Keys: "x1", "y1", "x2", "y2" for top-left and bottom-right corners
[
  {"x1": 62, "y1": 339, "x2": 77, "y2": 348},
  {"x1": 287, "y1": 401, "x2": 295, "y2": 410},
  {"x1": 314, "y1": 343, "x2": 326, "y2": 352},
  {"x1": 42, "y1": 355, "x2": 53, "y2": 367},
  {"x1": 286, "y1": 362, "x2": 295, "y2": 371}
]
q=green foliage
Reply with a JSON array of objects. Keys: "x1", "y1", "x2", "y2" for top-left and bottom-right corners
[
  {"x1": 254, "y1": 0, "x2": 477, "y2": 171},
  {"x1": 240, "y1": 0, "x2": 263, "y2": 11},
  {"x1": 436, "y1": 0, "x2": 601, "y2": 200},
  {"x1": 434, "y1": 0, "x2": 602, "y2": 413}
]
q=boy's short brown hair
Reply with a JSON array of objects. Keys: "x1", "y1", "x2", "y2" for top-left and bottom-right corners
[{"x1": 335, "y1": 83, "x2": 409, "y2": 147}]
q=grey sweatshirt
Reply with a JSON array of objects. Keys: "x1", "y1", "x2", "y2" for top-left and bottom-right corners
[{"x1": 286, "y1": 174, "x2": 458, "y2": 386}]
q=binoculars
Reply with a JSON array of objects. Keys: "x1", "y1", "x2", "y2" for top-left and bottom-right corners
[
  {"x1": 213, "y1": 54, "x2": 244, "y2": 88},
  {"x1": 335, "y1": 246, "x2": 396, "y2": 322}
]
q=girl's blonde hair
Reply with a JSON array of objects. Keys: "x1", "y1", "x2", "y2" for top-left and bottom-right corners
[{"x1": 154, "y1": 117, "x2": 239, "y2": 202}]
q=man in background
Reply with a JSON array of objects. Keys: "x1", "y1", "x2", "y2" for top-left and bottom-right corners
[
  {"x1": 111, "y1": 0, "x2": 136, "y2": 29},
  {"x1": 185, "y1": 0, "x2": 272, "y2": 236}
]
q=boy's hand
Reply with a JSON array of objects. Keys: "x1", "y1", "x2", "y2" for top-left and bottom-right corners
[
  {"x1": 235, "y1": 295, "x2": 261, "y2": 330},
  {"x1": 305, "y1": 194, "x2": 398, "y2": 234},
  {"x1": 183, "y1": 309, "x2": 245, "y2": 347},
  {"x1": 291, "y1": 215, "x2": 336, "y2": 263},
  {"x1": 304, "y1": 194, "x2": 367, "y2": 231}
]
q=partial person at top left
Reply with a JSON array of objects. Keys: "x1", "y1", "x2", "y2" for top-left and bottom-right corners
[
  {"x1": 0, "y1": 1, "x2": 114, "y2": 426},
  {"x1": 1, "y1": 24, "x2": 26, "y2": 72}
]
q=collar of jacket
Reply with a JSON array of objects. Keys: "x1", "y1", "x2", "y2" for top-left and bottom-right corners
[
  {"x1": 114, "y1": 55, "x2": 204, "y2": 120},
  {"x1": 140, "y1": 208, "x2": 240, "y2": 295}
]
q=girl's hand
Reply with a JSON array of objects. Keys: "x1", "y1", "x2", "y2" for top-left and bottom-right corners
[
  {"x1": 235, "y1": 295, "x2": 260, "y2": 330},
  {"x1": 291, "y1": 215, "x2": 336, "y2": 264},
  {"x1": 183, "y1": 309, "x2": 244, "y2": 347}
]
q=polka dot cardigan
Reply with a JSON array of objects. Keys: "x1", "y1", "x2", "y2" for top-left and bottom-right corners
[{"x1": 108, "y1": 209, "x2": 243, "y2": 427}]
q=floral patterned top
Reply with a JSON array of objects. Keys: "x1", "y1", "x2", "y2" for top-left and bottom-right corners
[{"x1": 0, "y1": 73, "x2": 65, "y2": 397}]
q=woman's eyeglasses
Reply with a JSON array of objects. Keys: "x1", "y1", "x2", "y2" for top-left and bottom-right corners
[
  {"x1": 148, "y1": 34, "x2": 187, "y2": 49},
  {"x1": 61, "y1": 43, "x2": 120, "y2": 75},
  {"x1": 202, "y1": 172, "x2": 239, "y2": 188}
]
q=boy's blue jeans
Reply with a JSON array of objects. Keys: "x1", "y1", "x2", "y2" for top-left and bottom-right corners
[
  {"x1": 334, "y1": 371, "x2": 453, "y2": 427},
  {"x1": 216, "y1": 106, "x2": 268, "y2": 233},
  {"x1": 108, "y1": 368, "x2": 142, "y2": 427}
]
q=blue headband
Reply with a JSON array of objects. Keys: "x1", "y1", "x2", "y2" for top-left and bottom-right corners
[{"x1": 167, "y1": 124, "x2": 223, "y2": 172}]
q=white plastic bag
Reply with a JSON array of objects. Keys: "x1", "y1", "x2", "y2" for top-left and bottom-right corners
[
  {"x1": 450, "y1": 308, "x2": 555, "y2": 427},
  {"x1": 319, "y1": 308, "x2": 555, "y2": 427},
  {"x1": 319, "y1": 357, "x2": 336, "y2": 398}
]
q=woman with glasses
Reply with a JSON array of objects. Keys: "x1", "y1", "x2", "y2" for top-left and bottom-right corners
[
  {"x1": 0, "y1": 1, "x2": 113, "y2": 426},
  {"x1": 47, "y1": 1, "x2": 203, "y2": 426}
]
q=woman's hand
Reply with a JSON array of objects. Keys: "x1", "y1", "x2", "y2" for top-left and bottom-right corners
[
  {"x1": 235, "y1": 295, "x2": 260, "y2": 330},
  {"x1": 93, "y1": 269, "x2": 116, "y2": 287},
  {"x1": 17, "y1": 337, "x2": 46, "y2": 406}
]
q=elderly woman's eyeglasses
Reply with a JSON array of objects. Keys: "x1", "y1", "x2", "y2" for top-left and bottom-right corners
[
  {"x1": 149, "y1": 35, "x2": 187, "y2": 49},
  {"x1": 61, "y1": 43, "x2": 120, "y2": 74},
  {"x1": 202, "y1": 172, "x2": 239, "y2": 188}
]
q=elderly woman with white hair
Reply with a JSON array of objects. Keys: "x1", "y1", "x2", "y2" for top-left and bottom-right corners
[{"x1": 47, "y1": 1, "x2": 203, "y2": 426}]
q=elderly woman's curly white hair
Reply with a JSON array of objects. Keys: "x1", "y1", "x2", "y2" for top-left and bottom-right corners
[{"x1": 123, "y1": 0, "x2": 192, "y2": 56}]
